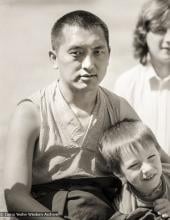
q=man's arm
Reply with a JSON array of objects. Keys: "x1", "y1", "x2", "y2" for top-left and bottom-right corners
[{"x1": 4, "y1": 102, "x2": 63, "y2": 220}]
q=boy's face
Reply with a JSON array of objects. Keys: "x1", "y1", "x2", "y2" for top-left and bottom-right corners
[
  {"x1": 50, "y1": 24, "x2": 110, "y2": 92},
  {"x1": 120, "y1": 142, "x2": 162, "y2": 195},
  {"x1": 146, "y1": 13, "x2": 170, "y2": 65}
]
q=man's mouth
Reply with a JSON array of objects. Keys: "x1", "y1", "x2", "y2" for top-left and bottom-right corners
[{"x1": 80, "y1": 74, "x2": 97, "y2": 79}]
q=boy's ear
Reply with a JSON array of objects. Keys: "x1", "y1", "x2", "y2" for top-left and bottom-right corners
[
  {"x1": 115, "y1": 172, "x2": 127, "y2": 184},
  {"x1": 49, "y1": 50, "x2": 58, "y2": 69}
]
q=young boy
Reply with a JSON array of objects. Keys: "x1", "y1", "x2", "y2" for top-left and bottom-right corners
[{"x1": 100, "y1": 120, "x2": 170, "y2": 219}]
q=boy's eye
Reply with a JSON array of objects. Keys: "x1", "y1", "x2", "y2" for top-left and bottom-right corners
[{"x1": 128, "y1": 163, "x2": 140, "y2": 169}]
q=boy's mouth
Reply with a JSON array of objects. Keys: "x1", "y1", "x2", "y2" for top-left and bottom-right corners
[{"x1": 143, "y1": 173, "x2": 155, "y2": 180}]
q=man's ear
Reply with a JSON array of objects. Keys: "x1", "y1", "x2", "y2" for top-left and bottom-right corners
[
  {"x1": 49, "y1": 50, "x2": 58, "y2": 69},
  {"x1": 108, "y1": 46, "x2": 111, "y2": 55}
]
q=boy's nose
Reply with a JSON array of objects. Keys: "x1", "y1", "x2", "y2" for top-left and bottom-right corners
[
  {"x1": 82, "y1": 54, "x2": 94, "y2": 72},
  {"x1": 141, "y1": 163, "x2": 154, "y2": 179}
]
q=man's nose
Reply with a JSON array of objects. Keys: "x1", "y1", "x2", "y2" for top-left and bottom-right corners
[
  {"x1": 141, "y1": 163, "x2": 153, "y2": 179},
  {"x1": 82, "y1": 54, "x2": 94, "y2": 72}
]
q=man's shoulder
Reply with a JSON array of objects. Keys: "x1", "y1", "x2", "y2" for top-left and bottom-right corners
[
  {"x1": 11, "y1": 101, "x2": 40, "y2": 135},
  {"x1": 25, "y1": 81, "x2": 58, "y2": 105},
  {"x1": 100, "y1": 86, "x2": 136, "y2": 109},
  {"x1": 100, "y1": 86, "x2": 123, "y2": 102}
]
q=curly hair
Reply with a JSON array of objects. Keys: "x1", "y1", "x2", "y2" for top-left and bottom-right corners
[{"x1": 133, "y1": 0, "x2": 170, "y2": 65}]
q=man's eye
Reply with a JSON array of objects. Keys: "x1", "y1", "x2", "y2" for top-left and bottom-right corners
[
  {"x1": 94, "y1": 50, "x2": 104, "y2": 56},
  {"x1": 70, "y1": 51, "x2": 83, "y2": 57},
  {"x1": 148, "y1": 154, "x2": 156, "y2": 160}
]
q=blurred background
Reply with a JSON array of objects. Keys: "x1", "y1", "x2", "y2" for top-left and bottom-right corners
[{"x1": 0, "y1": 0, "x2": 146, "y2": 210}]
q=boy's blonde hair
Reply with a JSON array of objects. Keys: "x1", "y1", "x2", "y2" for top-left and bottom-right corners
[{"x1": 100, "y1": 120, "x2": 160, "y2": 175}]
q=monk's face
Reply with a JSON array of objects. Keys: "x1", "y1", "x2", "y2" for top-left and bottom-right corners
[{"x1": 51, "y1": 25, "x2": 110, "y2": 92}]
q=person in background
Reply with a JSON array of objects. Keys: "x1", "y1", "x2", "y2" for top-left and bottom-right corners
[
  {"x1": 114, "y1": 0, "x2": 170, "y2": 155},
  {"x1": 4, "y1": 10, "x2": 139, "y2": 220},
  {"x1": 100, "y1": 120, "x2": 170, "y2": 220}
]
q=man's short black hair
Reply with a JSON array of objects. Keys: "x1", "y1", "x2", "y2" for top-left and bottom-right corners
[{"x1": 51, "y1": 10, "x2": 110, "y2": 51}]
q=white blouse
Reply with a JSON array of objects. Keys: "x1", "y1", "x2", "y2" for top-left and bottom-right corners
[{"x1": 114, "y1": 63, "x2": 170, "y2": 154}]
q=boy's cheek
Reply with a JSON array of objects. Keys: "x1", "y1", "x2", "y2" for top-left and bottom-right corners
[{"x1": 127, "y1": 173, "x2": 139, "y2": 185}]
